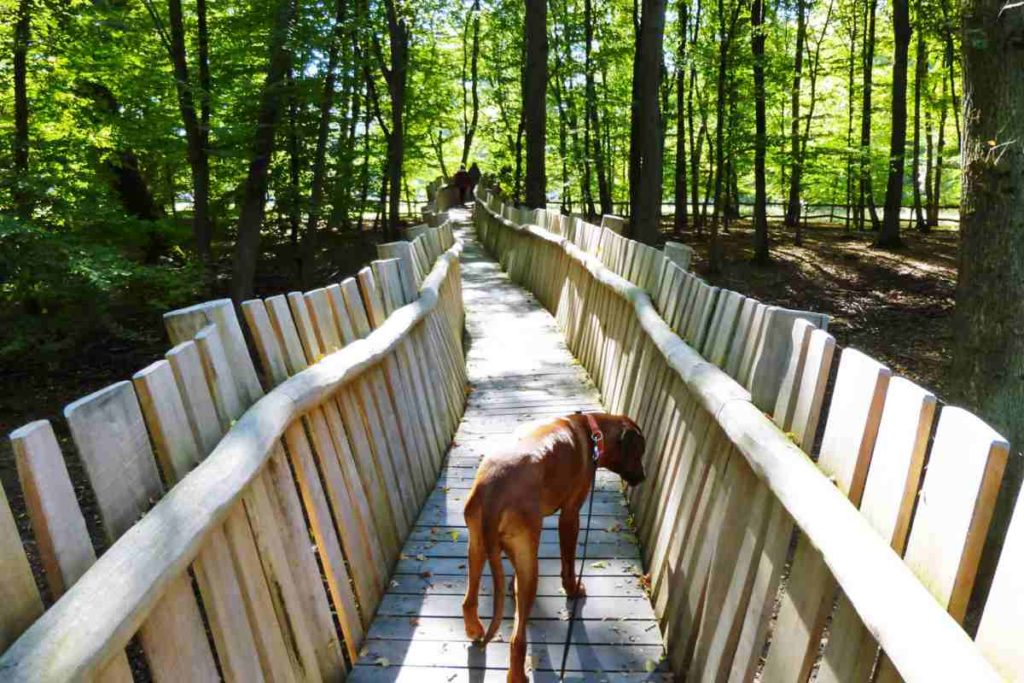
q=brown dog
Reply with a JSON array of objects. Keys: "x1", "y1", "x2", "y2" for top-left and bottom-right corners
[{"x1": 462, "y1": 412, "x2": 646, "y2": 682}]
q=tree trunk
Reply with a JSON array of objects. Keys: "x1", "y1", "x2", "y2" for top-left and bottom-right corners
[
  {"x1": 784, "y1": 0, "x2": 807, "y2": 228},
  {"x1": 911, "y1": 4, "x2": 927, "y2": 232},
  {"x1": 877, "y1": 0, "x2": 910, "y2": 247},
  {"x1": 286, "y1": 71, "x2": 303, "y2": 280},
  {"x1": 931, "y1": 91, "x2": 947, "y2": 227},
  {"x1": 953, "y1": 0, "x2": 1024, "y2": 610},
  {"x1": 302, "y1": 0, "x2": 347, "y2": 282},
  {"x1": 672, "y1": 0, "x2": 688, "y2": 236},
  {"x1": 584, "y1": 0, "x2": 611, "y2": 215},
  {"x1": 12, "y1": 0, "x2": 32, "y2": 221},
  {"x1": 844, "y1": 17, "x2": 857, "y2": 233},
  {"x1": 751, "y1": 0, "x2": 769, "y2": 263},
  {"x1": 688, "y1": 0, "x2": 704, "y2": 234},
  {"x1": 710, "y1": 0, "x2": 739, "y2": 271},
  {"x1": 167, "y1": 0, "x2": 212, "y2": 261},
  {"x1": 629, "y1": 0, "x2": 668, "y2": 244},
  {"x1": 461, "y1": 0, "x2": 481, "y2": 166},
  {"x1": 383, "y1": 0, "x2": 409, "y2": 239},
  {"x1": 860, "y1": 0, "x2": 881, "y2": 231},
  {"x1": 524, "y1": 0, "x2": 547, "y2": 208},
  {"x1": 231, "y1": 0, "x2": 297, "y2": 301}
]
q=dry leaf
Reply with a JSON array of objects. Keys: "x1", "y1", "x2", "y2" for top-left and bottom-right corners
[{"x1": 376, "y1": 657, "x2": 390, "y2": 668}]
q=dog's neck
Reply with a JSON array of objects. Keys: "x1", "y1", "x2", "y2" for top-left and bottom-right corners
[{"x1": 583, "y1": 413, "x2": 605, "y2": 466}]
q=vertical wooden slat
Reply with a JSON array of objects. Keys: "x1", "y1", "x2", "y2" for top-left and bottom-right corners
[
  {"x1": 758, "y1": 349, "x2": 889, "y2": 682},
  {"x1": 63, "y1": 382, "x2": 219, "y2": 681},
  {"x1": 817, "y1": 377, "x2": 937, "y2": 683},
  {"x1": 873, "y1": 407, "x2": 1008, "y2": 683},
  {"x1": 0, "y1": 476, "x2": 44, "y2": 654}
]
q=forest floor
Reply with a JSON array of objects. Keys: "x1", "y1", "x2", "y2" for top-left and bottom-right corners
[{"x1": 678, "y1": 219, "x2": 958, "y2": 400}]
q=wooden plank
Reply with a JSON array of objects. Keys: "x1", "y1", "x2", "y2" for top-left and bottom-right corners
[
  {"x1": 816, "y1": 376, "x2": 937, "y2": 683},
  {"x1": 975, "y1": 478, "x2": 1024, "y2": 681},
  {"x1": 758, "y1": 348, "x2": 889, "y2": 682},
  {"x1": 244, "y1": 295, "x2": 383, "y2": 624},
  {"x1": 163, "y1": 298, "x2": 264, "y2": 405},
  {"x1": 0, "y1": 477, "x2": 44, "y2": 654},
  {"x1": 194, "y1": 324, "x2": 330, "y2": 681},
  {"x1": 64, "y1": 381, "x2": 219, "y2": 681},
  {"x1": 11, "y1": 420, "x2": 96, "y2": 598}
]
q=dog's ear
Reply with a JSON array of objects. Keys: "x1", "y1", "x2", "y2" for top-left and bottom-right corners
[{"x1": 620, "y1": 426, "x2": 645, "y2": 456}]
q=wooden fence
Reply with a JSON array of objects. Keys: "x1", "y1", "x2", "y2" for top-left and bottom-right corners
[
  {"x1": 0, "y1": 223, "x2": 465, "y2": 681},
  {"x1": 475, "y1": 188, "x2": 1023, "y2": 682}
]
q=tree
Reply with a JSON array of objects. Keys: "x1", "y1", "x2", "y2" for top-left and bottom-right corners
[
  {"x1": 231, "y1": 0, "x2": 299, "y2": 301},
  {"x1": 877, "y1": 0, "x2": 911, "y2": 247},
  {"x1": 584, "y1": 0, "x2": 611, "y2": 216},
  {"x1": 158, "y1": 0, "x2": 214, "y2": 262},
  {"x1": 378, "y1": 0, "x2": 410, "y2": 239},
  {"x1": 523, "y1": 0, "x2": 547, "y2": 208},
  {"x1": 12, "y1": 0, "x2": 32, "y2": 221},
  {"x1": 953, "y1": 0, "x2": 1024, "y2": 607},
  {"x1": 858, "y1": 0, "x2": 881, "y2": 231},
  {"x1": 709, "y1": 0, "x2": 742, "y2": 271},
  {"x1": 784, "y1": 0, "x2": 808, "y2": 229},
  {"x1": 461, "y1": 0, "x2": 481, "y2": 166},
  {"x1": 672, "y1": 0, "x2": 689, "y2": 236},
  {"x1": 750, "y1": 0, "x2": 769, "y2": 263},
  {"x1": 911, "y1": 0, "x2": 928, "y2": 232},
  {"x1": 628, "y1": 0, "x2": 668, "y2": 244}
]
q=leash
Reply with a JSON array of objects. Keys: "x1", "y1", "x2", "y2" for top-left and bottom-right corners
[{"x1": 557, "y1": 413, "x2": 603, "y2": 680}]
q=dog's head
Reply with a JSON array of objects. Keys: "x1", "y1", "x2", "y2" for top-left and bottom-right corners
[{"x1": 606, "y1": 417, "x2": 646, "y2": 486}]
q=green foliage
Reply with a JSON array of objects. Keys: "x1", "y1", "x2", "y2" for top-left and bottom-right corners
[{"x1": 0, "y1": 216, "x2": 202, "y2": 364}]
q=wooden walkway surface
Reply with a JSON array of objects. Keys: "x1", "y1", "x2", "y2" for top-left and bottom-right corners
[{"x1": 351, "y1": 209, "x2": 669, "y2": 682}]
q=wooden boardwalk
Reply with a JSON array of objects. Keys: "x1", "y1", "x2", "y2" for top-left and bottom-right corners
[{"x1": 350, "y1": 209, "x2": 669, "y2": 681}]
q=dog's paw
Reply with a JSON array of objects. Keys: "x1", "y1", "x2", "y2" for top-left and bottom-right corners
[
  {"x1": 464, "y1": 617, "x2": 486, "y2": 642},
  {"x1": 563, "y1": 580, "x2": 587, "y2": 598}
]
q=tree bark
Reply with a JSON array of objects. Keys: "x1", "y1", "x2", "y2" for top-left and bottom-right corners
[
  {"x1": 784, "y1": 0, "x2": 807, "y2": 228},
  {"x1": 911, "y1": 4, "x2": 927, "y2": 232},
  {"x1": 302, "y1": 0, "x2": 347, "y2": 282},
  {"x1": 672, "y1": 0, "x2": 688, "y2": 236},
  {"x1": 628, "y1": 0, "x2": 668, "y2": 243},
  {"x1": 877, "y1": 0, "x2": 910, "y2": 247},
  {"x1": 524, "y1": 0, "x2": 547, "y2": 208},
  {"x1": 859, "y1": 0, "x2": 881, "y2": 231},
  {"x1": 231, "y1": 0, "x2": 297, "y2": 301},
  {"x1": 709, "y1": 0, "x2": 740, "y2": 271},
  {"x1": 461, "y1": 0, "x2": 481, "y2": 166},
  {"x1": 382, "y1": 0, "x2": 408, "y2": 239},
  {"x1": 13, "y1": 0, "x2": 32, "y2": 221},
  {"x1": 844, "y1": 14, "x2": 857, "y2": 233},
  {"x1": 751, "y1": 0, "x2": 769, "y2": 263},
  {"x1": 584, "y1": 0, "x2": 611, "y2": 216},
  {"x1": 953, "y1": 0, "x2": 1024, "y2": 610},
  {"x1": 166, "y1": 0, "x2": 212, "y2": 261}
]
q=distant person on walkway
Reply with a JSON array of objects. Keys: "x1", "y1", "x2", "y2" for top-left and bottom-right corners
[
  {"x1": 453, "y1": 165, "x2": 472, "y2": 204},
  {"x1": 468, "y1": 162, "x2": 482, "y2": 199}
]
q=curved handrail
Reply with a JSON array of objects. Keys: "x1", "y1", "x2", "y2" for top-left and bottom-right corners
[
  {"x1": 475, "y1": 198, "x2": 1000, "y2": 682},
  {"x1": 0, "y1": 241, "x2": 463, "y2": 681}
]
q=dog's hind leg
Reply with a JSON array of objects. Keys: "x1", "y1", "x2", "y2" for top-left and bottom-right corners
[
  {"x1": 505, "y1": 527, "x2": 540, "y2": 683},
  {"x1": 463, "y1": 516, "x2": 487, "y2": 641}
]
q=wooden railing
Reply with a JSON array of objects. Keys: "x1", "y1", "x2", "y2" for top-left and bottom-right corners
[
  {"x1": 0, "y1": 223, "x2": 465, "y2": 680},
  {"x1": 475, "y1": 188, "x2": 1023, "y2": 682}
]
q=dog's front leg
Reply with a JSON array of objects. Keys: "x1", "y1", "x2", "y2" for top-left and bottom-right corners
[{"x1": 558, "y1": 509, "x2": 586, "y2": 597}]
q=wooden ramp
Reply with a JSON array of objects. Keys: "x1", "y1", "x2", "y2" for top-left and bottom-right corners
[{"x1": 351, "y1": 209, "x2": 670, "y2": 681}]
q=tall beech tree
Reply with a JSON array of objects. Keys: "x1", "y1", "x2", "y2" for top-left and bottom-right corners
[
  {"x1": 628, "y1": 0, "x2": 668, "y2": 244},
  {"x1": 231, "y1": 0, "x2": 298, "y2": 301},
  {"x1": 750, "y1": 0, "x2": 768, "y2": 263},
  {"x1": 953, "y1": 0, "x2": 1024, "y2": 603},
  {"x1": 12, "y1": 0, "x2": 31, "y2": 221},
  {"x1": 523, "y1": 0, "x2": 547, "y2": 208},
  {"x1": 877, "y1": 0, "x2": 910, "y2": 247}
]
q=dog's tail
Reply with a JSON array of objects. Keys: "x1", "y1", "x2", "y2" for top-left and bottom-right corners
[{"x1": 482, "y1": 532, "x2": 505, "y2": 644}]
